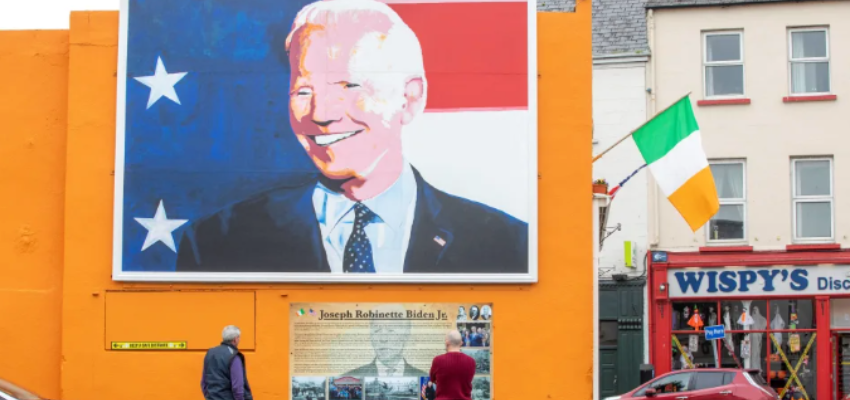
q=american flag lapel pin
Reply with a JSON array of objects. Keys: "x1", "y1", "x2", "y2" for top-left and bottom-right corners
[{"x1": 433, "y1": 235, "x2": 446, "y2": 247}]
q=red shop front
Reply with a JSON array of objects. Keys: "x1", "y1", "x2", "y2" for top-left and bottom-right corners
[{"x1": 648, "y1": 248, "x2": 850, "y2": 400}]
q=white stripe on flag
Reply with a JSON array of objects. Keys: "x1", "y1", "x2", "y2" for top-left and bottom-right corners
[{"x1": 647, "y1": 130, "x2": 709, "y2": 196}]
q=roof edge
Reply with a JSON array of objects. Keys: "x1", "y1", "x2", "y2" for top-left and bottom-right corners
[
  {"x1": 646, "y1": 0, "x2": 827, "y2": 10},
  {"x1": 593, "y1": 51, "x2": 651, "y2": 63}
]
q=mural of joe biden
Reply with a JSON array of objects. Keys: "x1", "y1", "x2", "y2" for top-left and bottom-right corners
[{"x1": 176, "y1": 0, "x2": 528, "y2": 274}]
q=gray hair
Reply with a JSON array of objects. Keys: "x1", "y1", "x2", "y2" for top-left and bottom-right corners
[
  {"x1": 222, "y1": 325, "x2": 241, "y2": 342},
  {"x1": 284, "y1": 0, "x2": 428, "y2": 118},
  {"x1": 446, "y1": 330, "x2": 463, "y2": 347}
]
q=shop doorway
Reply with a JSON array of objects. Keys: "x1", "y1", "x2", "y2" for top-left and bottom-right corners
[{"x1": 834, "y1": 333, "x2": 850, "y2": 400}]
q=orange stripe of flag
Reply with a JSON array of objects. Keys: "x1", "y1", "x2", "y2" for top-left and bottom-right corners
[{"x1": 668, "y1": 166, "x2": 720, "y2": 232}]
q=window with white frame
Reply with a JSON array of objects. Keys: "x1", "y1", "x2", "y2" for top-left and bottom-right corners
[
  {"x1": 707, "y1": 161, "x2": 746, "y2": 241},
  {"x1": 789, "y1": 28, "x2": 830, "y2": 94},
  {"x1": 792, "y1": 158, "x2": 833, "y2": 241},
  {"x1": 704, "y1": 32, "x2": 744, "y2": 98}
]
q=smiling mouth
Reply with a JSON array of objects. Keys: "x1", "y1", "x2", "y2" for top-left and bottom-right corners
[{"x1": 310, "y1": 130, "x2": 364, "y2": 147}]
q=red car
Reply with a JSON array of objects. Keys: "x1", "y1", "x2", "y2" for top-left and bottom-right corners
[{"x1": 604, "y1": 369, "x2": 779, "y2": 400}]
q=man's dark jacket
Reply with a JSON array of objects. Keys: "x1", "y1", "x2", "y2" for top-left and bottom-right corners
[
  {"x1": 202, "y1": 342, "x2": 253, "y2": 400},
  {"x1": 176, "y1": 169, "x2": 528, "y2": 273},
  {"x1": 425, "y1": 385, "x2": 436, "y2": 400}
]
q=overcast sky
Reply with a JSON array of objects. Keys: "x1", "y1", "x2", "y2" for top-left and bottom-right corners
[{"x1": 0, "y1": 0, "x2": 119, "y2": 30}]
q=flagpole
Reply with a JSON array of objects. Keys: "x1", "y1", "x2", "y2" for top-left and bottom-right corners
[{"x1": 592, "y1": 91, "x2": 692, "y2": 163}]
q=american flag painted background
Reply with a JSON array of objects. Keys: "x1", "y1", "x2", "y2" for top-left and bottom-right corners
[{"x1": 115, "y1": 0, "x2": 535, "y2": 273}]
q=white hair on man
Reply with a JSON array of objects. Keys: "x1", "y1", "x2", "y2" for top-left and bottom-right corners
[
  {"x1": 446, "y1": 330, "x2": 463, "y2": 347},
  {"x1": 222, "y1": 325, "x2": 241, "y2": 342},
  {"x1": 285, "y1": 0, "x2": 429, "y2": 122}
]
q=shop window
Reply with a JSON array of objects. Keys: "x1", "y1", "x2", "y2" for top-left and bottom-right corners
[
  {"x1": 768, "y1": 331, "x2": 817, "y2": 399},
  {"x1": 723, "y1": 331, "x2": 768, "y2": 372},
  {"x1": 832, "y1": 299, "x2": 850, "y2": 329},
  {"x1": 668, "y1": 299, "x2": 817, "y2": 399},
  {"x1": 770, "y1": 299, "x2": 814, "y2": 330},
  {"x1": 707, "y1": 161, "x2": 746, "y2": 242},
  {"x1": 720, "y1": 300, "x2": 767, "y2": 331},
  {"x1": 636, "y1": 372, "x2": 693, "y2": 395},
  {"x1": 792, "y1": 158, "x2": 833, "y2": 242},
  {"x1": 672, "y1": 302, "x2": 720, "y2": 331},
  {"x1": 720, "y1": 300, "x2": 768, "y2": 372},
  {"x1": 704, "y1": 31, "x2": 744, "y2": 98},
  {"x1": 673, "y1": 334, "x2": 718, "y2": 369},
  {"x1": 789, "y1": 28, "x2": 830, "y2": 95}
]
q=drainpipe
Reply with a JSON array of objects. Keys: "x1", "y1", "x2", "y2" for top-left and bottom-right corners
[{"x1": 647, "y1": 9, "x2": 660, "y2": 247}]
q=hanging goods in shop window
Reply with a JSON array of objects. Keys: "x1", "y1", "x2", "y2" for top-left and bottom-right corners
[
  {"x1": 737, "y1": 305, "x2": 754, "y2": 326},
  {"x1": 772, "y1": 306, "x2": 786, "y2": 353},
  {"x1": 789, "y1": 333, "x2": 801, "y2": 353},
  {"x1": 741, "y1": 337, "x2": 751, "y2": 358},
  {"x1": 738, "y1": 301, "x2": 754, "y2": 366},
  {"x1": 687, "y1": 305, "x2": 703, "y2": 354},
  {"x1": 750, "y1": 306, "x2": 767, "y2": 371},
  {"x1": 688, "y1": 334, "x2": 699, "y2": 352},
  {"x1": 687, "y1": 305, "x2": 705, "y2": 330},
  {"x1": 722, "y1": 305, "x2": 735, "y2": 349}
]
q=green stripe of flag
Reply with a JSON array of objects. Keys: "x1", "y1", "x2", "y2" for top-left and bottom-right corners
[{"x1": 633, "y1": 96, "x2": 700, "y2": 164}]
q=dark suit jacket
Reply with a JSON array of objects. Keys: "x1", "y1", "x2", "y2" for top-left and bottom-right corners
[
  {"x1": 176, "y1": 168, "x2": 528, "y2": 273},
  {"x1": 345, "y1": 358, "x2": 427, "y2": 378}
]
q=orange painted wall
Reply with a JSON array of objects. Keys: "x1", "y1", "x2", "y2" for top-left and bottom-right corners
[
  {"x1": 1, "y1": 0, "x2": 591, "y2": 399},
  {"x1": 0, "y1": 30, "x2": 68, "y2": 400}
]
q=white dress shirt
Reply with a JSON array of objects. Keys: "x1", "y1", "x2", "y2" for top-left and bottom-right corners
[{"x1": 312, "y1": 163, "x2": 417, "y2": 273}]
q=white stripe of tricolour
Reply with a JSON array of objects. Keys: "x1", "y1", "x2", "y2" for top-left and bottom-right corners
[{"x1": 647, "y1": 130, "x2": 709, "y2": 196}]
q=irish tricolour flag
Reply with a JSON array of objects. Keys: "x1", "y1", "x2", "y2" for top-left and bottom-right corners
[{"x1": 633, "y1": 96, "x2": 719, "y2": 231}]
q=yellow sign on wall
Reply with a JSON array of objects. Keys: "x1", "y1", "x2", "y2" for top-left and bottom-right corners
[{"x1": 110, "y1": 341, "x2": 187, "y2": 350}]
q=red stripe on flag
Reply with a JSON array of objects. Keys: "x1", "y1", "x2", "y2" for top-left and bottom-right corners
[{"x1": 390, "y1": 2, "x2": 528, "y2": 111}]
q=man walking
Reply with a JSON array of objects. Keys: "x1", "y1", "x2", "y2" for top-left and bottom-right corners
[
  {"x1": 429, "y1": 330, "x2": 475, "y2": 400},
  {"x1": 201, "y1": 325, "x2": 253, "y2": 400}
]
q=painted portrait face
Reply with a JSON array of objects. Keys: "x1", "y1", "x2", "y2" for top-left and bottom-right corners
[{"x1": 287, "y1": 11, "x2": 425, "y2": 197}]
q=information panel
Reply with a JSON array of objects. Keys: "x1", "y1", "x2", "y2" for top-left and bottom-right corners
[{"x1": 290, "y1": 303, "x2": 493, "y2": 400}]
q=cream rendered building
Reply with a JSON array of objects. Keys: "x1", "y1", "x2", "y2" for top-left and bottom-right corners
[
  {"x1": 647, "y1": 0, "x2": 849, "y2": 251},
  {"x1": 644, "y1": 1, "x2": 849, "y2": 397}
]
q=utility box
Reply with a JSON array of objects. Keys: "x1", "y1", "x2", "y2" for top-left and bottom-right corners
[{"x1": 624, "y1": 240, "x2": 637, "y2": 268}]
